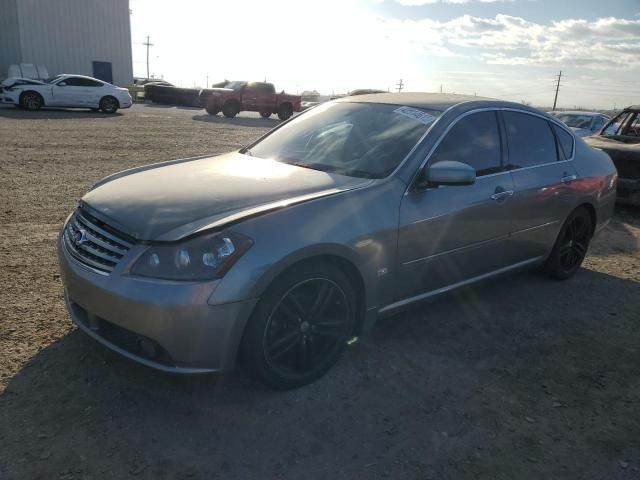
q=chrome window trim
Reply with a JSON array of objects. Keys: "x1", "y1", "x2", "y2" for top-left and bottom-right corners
[{"x1": 406, "y1": 106, "x2": 577, "y2": 194}]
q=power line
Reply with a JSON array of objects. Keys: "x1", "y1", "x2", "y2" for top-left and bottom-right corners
[{"x1": 552, "y1": 70, "x2": 562, "y2": 111}]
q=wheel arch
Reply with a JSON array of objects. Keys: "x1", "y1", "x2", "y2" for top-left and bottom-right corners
[
  {"x1": 100, "y1": 95, "x2": 120, "y2": 108},
  {"x1": 249, "y1": 247, "x2": 369, "y2": 335},
  {"x1": 230, "y1": 250, "x2": 369, "y2": 371},
  {"x1": 577, "y1": 201, "x2": 597, "y2": 237},
  {"x1": 19, "y1": 90, "x2": 45, "y2": 106}
]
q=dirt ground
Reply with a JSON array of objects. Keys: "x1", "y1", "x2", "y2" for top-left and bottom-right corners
[{"x1": 0, "y1": 104, "x2": 639, "y2": 480}]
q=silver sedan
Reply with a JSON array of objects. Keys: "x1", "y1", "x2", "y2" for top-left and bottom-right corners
[{"x1": 58, "y1": 93, "x2": 617, "y2": 389}]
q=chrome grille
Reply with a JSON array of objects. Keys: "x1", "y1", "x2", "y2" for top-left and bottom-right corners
[{"x1": 63, "y1": 210, "x2": 133, "y2": 274}]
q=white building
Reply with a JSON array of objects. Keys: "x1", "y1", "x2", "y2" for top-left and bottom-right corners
[{"x1": 0, "y1": 0, "x2": 133, "y2": 86}]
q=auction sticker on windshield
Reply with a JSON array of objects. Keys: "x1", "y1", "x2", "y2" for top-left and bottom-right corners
[{"x1": 394, "y1": 106, "x2": 437, "y2": 125}]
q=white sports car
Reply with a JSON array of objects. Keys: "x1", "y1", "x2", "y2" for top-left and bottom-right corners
[{"x1": 0, "y1": 74, "x2": 132, "y2": 113}]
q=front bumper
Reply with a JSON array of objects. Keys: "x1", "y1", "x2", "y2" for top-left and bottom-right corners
[{"x1": 58, "y1": 232, "x2": 258, "y2": 373}]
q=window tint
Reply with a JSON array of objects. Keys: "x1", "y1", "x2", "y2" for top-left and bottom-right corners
[
  {"x1": 79, "y1": 78, "x2": 103, "y2": 87},
  {"x1": 504, "y1": 111, "x2": 557, "y2": 168},
  {"x1": 552, "y1": 124, "x2": 574, "y2": 160},
  {"x1": 429, "y1": 111, "x2": 502, "y2": 176},
  {"x1": 60, "y1": 77, "x2": 82, "y2": 86},
  {"x1": 248, "y1": 82, "x2": 275, "y2": 94}
]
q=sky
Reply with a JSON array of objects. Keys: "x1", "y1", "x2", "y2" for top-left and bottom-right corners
[{"x1": 130, "y1": 0, "x2": 640, "y2": 109}]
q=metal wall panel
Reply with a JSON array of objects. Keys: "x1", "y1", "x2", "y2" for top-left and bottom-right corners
[
  {"x1": 14, "y1": 0, "x2": 133, "y2": 85},
  {"x1": 0, "y1": 0, "x2": 22, "y2": 79}
]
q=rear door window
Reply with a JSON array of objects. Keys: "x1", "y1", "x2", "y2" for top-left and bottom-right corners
[
  {"x1": 429, "y1": 111, "x2": 503, "y2": 176},
  {"x1": 552, "y1": 124, "x2": 574, "y2": 160},
  {"x1": 503, "y1": 111, "x2": 557, "y2": 169}
]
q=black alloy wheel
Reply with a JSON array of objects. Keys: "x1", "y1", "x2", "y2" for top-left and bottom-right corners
[
  {"x1": 543, "y1": 206, "x2": 592, "y2": 279},
  {"x1": 558, "y1": 212, "x2": 590, "y2": 272},
  {"x1": 242, "y1": 262, "x2": 356, "y2": 389},
  {"x1": 264, "y1": 278, "x2": 349, "y2": 376}
]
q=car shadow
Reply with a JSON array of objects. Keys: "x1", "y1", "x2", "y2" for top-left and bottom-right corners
[
  {"x1": 1, "y1": 268, "x2": 639, "y2": 479},
  {"x1": 0, "y1": 106, "x2": 123, "y2": 120},
  {"x1": 589, "y1": 206, "x2": 639, "y2": 257},
  {"x1": 192, "y1": 114, "x2": 280, "y2": 128},
  {"x1": 141, "y1": 102, "x2": 203, "y2": 111}
]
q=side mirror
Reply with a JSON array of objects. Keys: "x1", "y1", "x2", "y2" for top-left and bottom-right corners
[
  {"x1": 416, "y1": 160, "x2": 476, "y2": 189},
  {"x1": 57, "y1": 81, "x2": 67, "y2": 87}
]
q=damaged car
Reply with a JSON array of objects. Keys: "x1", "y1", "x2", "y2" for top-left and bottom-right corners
[{"x1": 585, "y1": 106, "x2": 640, "y2": 206}]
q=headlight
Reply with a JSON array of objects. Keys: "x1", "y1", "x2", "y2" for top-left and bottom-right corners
[{"x1": 130, "y1": 232, "x2": 253, "y2": 281}]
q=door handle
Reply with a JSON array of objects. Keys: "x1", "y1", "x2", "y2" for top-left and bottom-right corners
[
  {"x1": 490, "y1": 190, "x2": 514, "y2": 201},
  {"x1": 561, "y1": 174, "x2": 577, "y2": 183}
]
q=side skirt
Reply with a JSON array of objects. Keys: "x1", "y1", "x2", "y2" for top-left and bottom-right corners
[{"x1": 378, "y1": 256, "x2": 544, "y2": 316}]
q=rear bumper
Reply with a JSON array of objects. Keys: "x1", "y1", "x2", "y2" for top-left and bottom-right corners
[{"x1": 58, "y1": 231, "x2": 258, "y2": 373}]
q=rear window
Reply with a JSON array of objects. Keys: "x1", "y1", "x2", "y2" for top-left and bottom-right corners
[{"x1": 552, "y1": 124, "x2": 574, "y2": 160}]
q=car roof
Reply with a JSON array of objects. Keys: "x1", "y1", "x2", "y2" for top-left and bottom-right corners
[
  {"x1": 551, "y1": 110, "x2": 605, "y2": 116},
  {"x1": 58, "y1": 74, "x2": 105, "y2": 82},
  {"x1": 334, "y1": 92, "x2": 511, "y2": 113}
]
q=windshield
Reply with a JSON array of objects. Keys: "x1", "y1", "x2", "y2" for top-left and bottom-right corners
[
  {"x1": 225, "y1": 81, "x2": 247, "y2": 90},
  {"x1": 247, "y1": 102, "x2": 439, "y2": 178},
  {"x1": 45, "y1": 75, "x2": 64, "y2": 84},
  {"x1": 554, "y1": 114, "x2": 594, "y2": 129},
  {"x1": 602, "y1": 111, "x2": 637, "y2": 136}
]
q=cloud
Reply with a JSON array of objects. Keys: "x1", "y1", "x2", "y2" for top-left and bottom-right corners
[{"x1": 375, "y1": 14, "x2": 640, "y2": 70}]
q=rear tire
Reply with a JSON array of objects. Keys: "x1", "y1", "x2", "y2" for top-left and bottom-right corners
[
  {"x1": 543, "y1": 206, "x2": 592, "y2": 280},
  {"x1": 20, "y1": 92, "x2": 43, "y2": 111},
  {"x1": 241, "y1": 261, "x2": 356, "y2": 390},
  {"x1": 277, "y1": 103, "x2": 293, "y2": 121},
  {"x1": 99, "y1": 96, "x2": 119, "y2": 114},
  {"x1": 222, "y1": 101, "x2": 239, "y2": 118}
]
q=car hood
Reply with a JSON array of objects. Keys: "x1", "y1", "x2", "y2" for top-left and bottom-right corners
[
  {"x1": 81, "y1": 152, "x2": 372, "y2": 241},
  {"x1": 0, "y1": 77, "x2": 45, "y2": 87}
]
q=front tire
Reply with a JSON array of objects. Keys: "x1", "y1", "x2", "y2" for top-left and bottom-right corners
[
  {"x1": 241, "y1": 262, "x2": 356, "y2": 389},
  {"x1": 222, "y1": 101, "x2": 239, "y2": 118},
  {"x1": 20, "y1": 92, "x2": 43, "y2": 111},
  {"x1": 543, "y1": 206, "x2": 592, "y2": 280},
  {"x1": 99, "y1": 96, "x2": 119, "y2": 114}
]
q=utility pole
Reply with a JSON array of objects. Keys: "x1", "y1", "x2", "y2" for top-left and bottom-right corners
[
  {"x1": 440, "y1": 84, "x2": 443, "y2": 93},
  {"x1": 552, "y1": 70, "x2": 562, "y2": 111},
  {"x1": 143, "y1": 35, "x2": 154, "y2": 79},
  {"x1": 206, "y1": 73, "x2": 209, "y2": 88},
  {"x1": 396, "y1": 79, "x2": 404, "y2": 93}
]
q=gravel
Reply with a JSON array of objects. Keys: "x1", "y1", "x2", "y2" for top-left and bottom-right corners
[{"x1": 0, "y1": 104, "x2": 639, "y2": 480}]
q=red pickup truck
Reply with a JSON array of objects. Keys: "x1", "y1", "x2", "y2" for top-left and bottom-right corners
[{"x1": 199, "y1": 81, "x2": 301, "y2": 120}]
